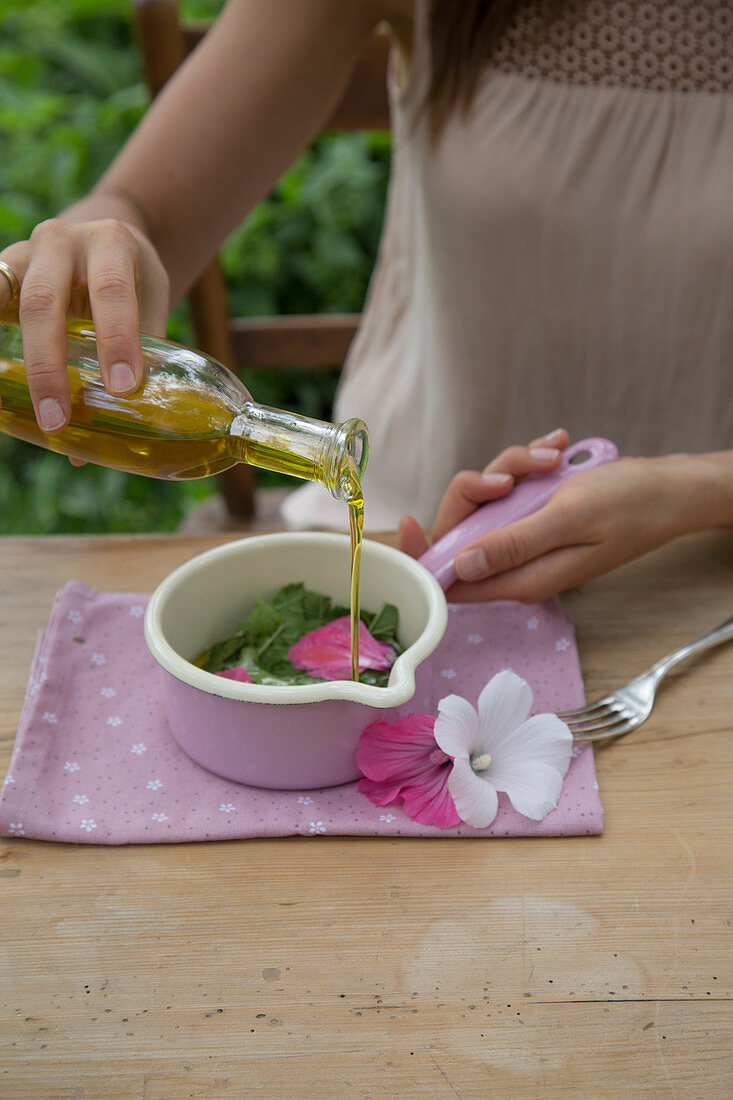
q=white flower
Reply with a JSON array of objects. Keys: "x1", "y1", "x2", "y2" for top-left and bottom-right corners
[
  {"x1": 80, "y1": 819, "x2": 97, "y2": 833},
  {"x1": 63, "y1": 761, "x2": 80, "y2": 773},
  {"x1": 146, "y1": 779, "x2": 163, "y2": 791},
  {"x1": 219, "y1": 803, "x2": 237, "y2": 813},
  {"x1": 151, "y1": 812, "x2": 168, "y2": 822},
  {"x1": 91, "y1": 652, "x2": 106, "y2": 666},
  {"x1": 434, "y1": 670, "x2": 573, "y2": 829},
  {"x1": 309, "y1": 821, "x2": 326, "y2": 834},
  {"x1": 130, "y1": 743, "x2": 147, "y2": 755},
  {"x1": 42, "y1": 711, "x2": 58, "y2": 724},
  {"x1": 106, "y1": 716, "x2": 123, "y2": 727},
  {"x1": 67, "y1": 609, "x2": 83, "y2": 624},
  {"x1": 100, "y1": 687, "x2": 116, "y2": 699},
  {"x1": 129, "y1": 605, "x2": 144, "y2": 618},
  {"x1": 441, "y1": 668, "x2": 457, "y2": 679},
  {"x1": 297, "y1": 795, "x2": 314, "y2": 805},
  {"x1": 527, "y1": 616, "x2": 540, "y2": 630},
  {"x1": 555, "y1": 637, "x2": 571, "y2": 652},
  {"x1": 467, "y1": 634, "x2": 483, "y2": 645},
  {"x1": 72, "y1": 794, "x2": 89, "y2": 805},
  {"x1": 8, "y1": 822, "x2": 24, "y2": 836},
  {"x1": 379, "y1": 813, "x2": 396, "y2": 823}
]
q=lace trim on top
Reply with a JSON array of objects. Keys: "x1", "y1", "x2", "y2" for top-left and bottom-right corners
[{"x1": 491, "y1": 0, "x2": 733, "y2": 93}]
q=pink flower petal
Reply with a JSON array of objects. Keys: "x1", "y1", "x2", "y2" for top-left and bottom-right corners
[
  {"x1": 359, "y1": 753, "x2": 460, "y2": 828},
  {"x1": 357, "y1": 714, "x2": 437, "y2": 782},
  {"x1": 401, "y1": 768, "x2": 462, "y2": 828},
  {"x1": 215, "y1": 666, "x2": 252, "y2": 683},
  {"x1": 289, "y1": 617, "x2": 395, "y2": 681},
  {"x1": 357, "y1": 712, "x2": 460, "y2": 827},
  {"x1": 357, "y1": 776, "x2": 405, "y2": 806}
]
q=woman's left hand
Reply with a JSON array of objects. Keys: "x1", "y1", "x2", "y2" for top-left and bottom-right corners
[{"x1": 400, "y1": 451, "x2": 717, "y2": 603}]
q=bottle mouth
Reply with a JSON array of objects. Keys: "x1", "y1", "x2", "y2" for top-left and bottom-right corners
[{"x1": 331, "y1": 418, "x2": 369, "y2": 501}]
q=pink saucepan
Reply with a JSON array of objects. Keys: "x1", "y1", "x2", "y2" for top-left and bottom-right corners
[{"x1": 144, "y1": 437, "x2": 617, "y2": 788}]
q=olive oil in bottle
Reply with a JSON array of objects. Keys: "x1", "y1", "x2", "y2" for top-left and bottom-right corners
[
  {"x1": 0, "y1": 319, "x2": 368, "y2": 494},
  {"x1": 0, "y1": 318, "x2": 369, "y2": 680}
]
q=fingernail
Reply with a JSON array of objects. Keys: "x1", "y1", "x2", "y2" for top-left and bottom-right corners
[
  {"x1": 38, "y1": 397, "x2": 65, "y2": 432},
  {"x1": 530, "y1": 447, "x2": 560, "y2": 461},
  {"x1": 109, "y1": 363, "x2": 136, "y2": 393},
  {"x1": 455, "y1": 547, "x2": 490, "y2": 581},
  {"x1": 481, "y1": 471, "x2": 512, "y2": 486},
  {"x1": 544, "y1": 429, "x2": 565, "y2": 443}
]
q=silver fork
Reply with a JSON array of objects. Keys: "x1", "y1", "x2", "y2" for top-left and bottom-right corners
[{"x1": 559, "y1": 613, "x2": 733, "y2": 741}]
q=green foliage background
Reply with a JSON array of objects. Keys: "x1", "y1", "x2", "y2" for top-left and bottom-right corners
[{"x1": 0, "y1": 0, "x2": 389, "y2": 533}]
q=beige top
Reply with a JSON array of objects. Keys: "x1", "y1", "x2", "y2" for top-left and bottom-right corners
[{"x1": 283, "y1": 0, "x2": 733, "y2": 531}]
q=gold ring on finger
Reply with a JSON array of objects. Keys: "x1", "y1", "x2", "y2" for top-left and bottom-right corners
[{"x1": 0, "y1": 260, "x2": 21, "y2": 304}]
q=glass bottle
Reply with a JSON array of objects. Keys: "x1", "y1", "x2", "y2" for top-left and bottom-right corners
[{"x1": 0, "y1": 319, "x2": 368, "y2": 501}]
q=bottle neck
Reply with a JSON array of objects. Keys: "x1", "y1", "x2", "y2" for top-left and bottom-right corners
[{"x1": 230, "y1": 403, "x2": 368, "y2": 502}]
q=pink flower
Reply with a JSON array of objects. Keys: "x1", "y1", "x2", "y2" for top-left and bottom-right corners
[
  {"x1": 288, "y1": 616, "x2": 395, "y2": 681},
  {"x1": 215, "y1": 666, "x2": 252, "y2": 683},
  {"x1": 356, "y1": 671, "x2": 573, "y2": 830},
  {"x1": 356, "y1": 714, "x2": 461, "y2": 828}
]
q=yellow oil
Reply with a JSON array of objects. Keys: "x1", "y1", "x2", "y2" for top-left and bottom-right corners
[{"x1": 346, "y1": 476, "x2": 364, "y2": 683}]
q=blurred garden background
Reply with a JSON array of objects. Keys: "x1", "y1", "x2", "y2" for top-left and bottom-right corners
[{"x1": 0, "y1": 0, "x2": 389, "y2": 533}]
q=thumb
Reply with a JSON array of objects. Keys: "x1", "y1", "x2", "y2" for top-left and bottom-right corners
[
  {"x1": 454, "y1": 507, "x2": 566, "y2": 582},
  {"x1": 398, "y1": 515, "x2": 430, "y2": 559}
]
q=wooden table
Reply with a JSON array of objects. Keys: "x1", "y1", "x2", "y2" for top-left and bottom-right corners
[{"x1": 1, "y1": 530, "x2": 731, "y2": 1098}]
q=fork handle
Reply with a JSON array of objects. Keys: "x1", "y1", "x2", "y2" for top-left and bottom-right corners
[{"x1": 648, "y1": 613, "x2": 733, "y2": 684}]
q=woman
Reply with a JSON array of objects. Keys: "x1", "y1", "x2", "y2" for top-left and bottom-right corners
[{"x1": 1, "y1": 0, "x2": 731, "y2": 601}]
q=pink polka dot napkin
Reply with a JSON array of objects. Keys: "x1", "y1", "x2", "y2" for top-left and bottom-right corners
[{"x1": 0, "y1": 582, "x2": 602, "y2": 844}]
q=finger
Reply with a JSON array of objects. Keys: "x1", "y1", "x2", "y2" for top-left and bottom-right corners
[
  {"x1": 0, "y1": 246, "x2": 30, "y2": 413},
  {"x1": 398, "y1": 515, "x2": 430, "y2": 559},
  {"x1": 0, "y1": 244, "x2": 31, "y2": 320},
  {"x1": 483, "y1": 443, "x2": 563, "y2": 479},
  {"x1": 446, "y1": 541, "x2": 607, "y2": 604},
  {"x1": 432, "y1": 469, "x2": 514, "y2": 541},
  {"x1": 68, "y1": 456, "x2": 87, "y2": 467},
  {"x1": 528, "y1": 427, "x2": 569, "y2": 451},
  {"x1": 85, "y1": 222, "x2": 144, "y2": 395},
  {"x1": 18, "y1": 225, "x2": 78, "y2": 432},
  {"x1": 453, "y1": 504, "x2": 577, "y2": 584},
  {"x1": 432, "y1": 431, "x2": 571, "y2": 543}
]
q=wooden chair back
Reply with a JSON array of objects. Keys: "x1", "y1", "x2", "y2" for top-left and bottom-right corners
[{"x1": 132, "y1": 0, "x2": 391, "y2": 517}]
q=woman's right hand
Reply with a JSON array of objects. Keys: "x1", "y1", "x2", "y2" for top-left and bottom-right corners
[{"x1": 0, "y1": 216, "x2": 170, "y2": 432}]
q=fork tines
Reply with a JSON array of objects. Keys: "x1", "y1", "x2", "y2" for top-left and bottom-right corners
[{"x1": 558, "y1": 699, "x2": 637, "y2": 740}]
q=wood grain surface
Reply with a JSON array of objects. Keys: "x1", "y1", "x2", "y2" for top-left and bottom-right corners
[{"x1": 1, "y1": 529, "x2": 731, "y2": 1099}]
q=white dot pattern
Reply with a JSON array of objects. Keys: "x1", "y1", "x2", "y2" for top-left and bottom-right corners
[{"x1": 0, "y1": 581, "x2": 603, "y2": 843}]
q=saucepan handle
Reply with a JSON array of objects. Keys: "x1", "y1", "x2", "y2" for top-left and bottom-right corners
[{"x1": 418, "y1": 437, "x2": 619, "y2": 591}]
